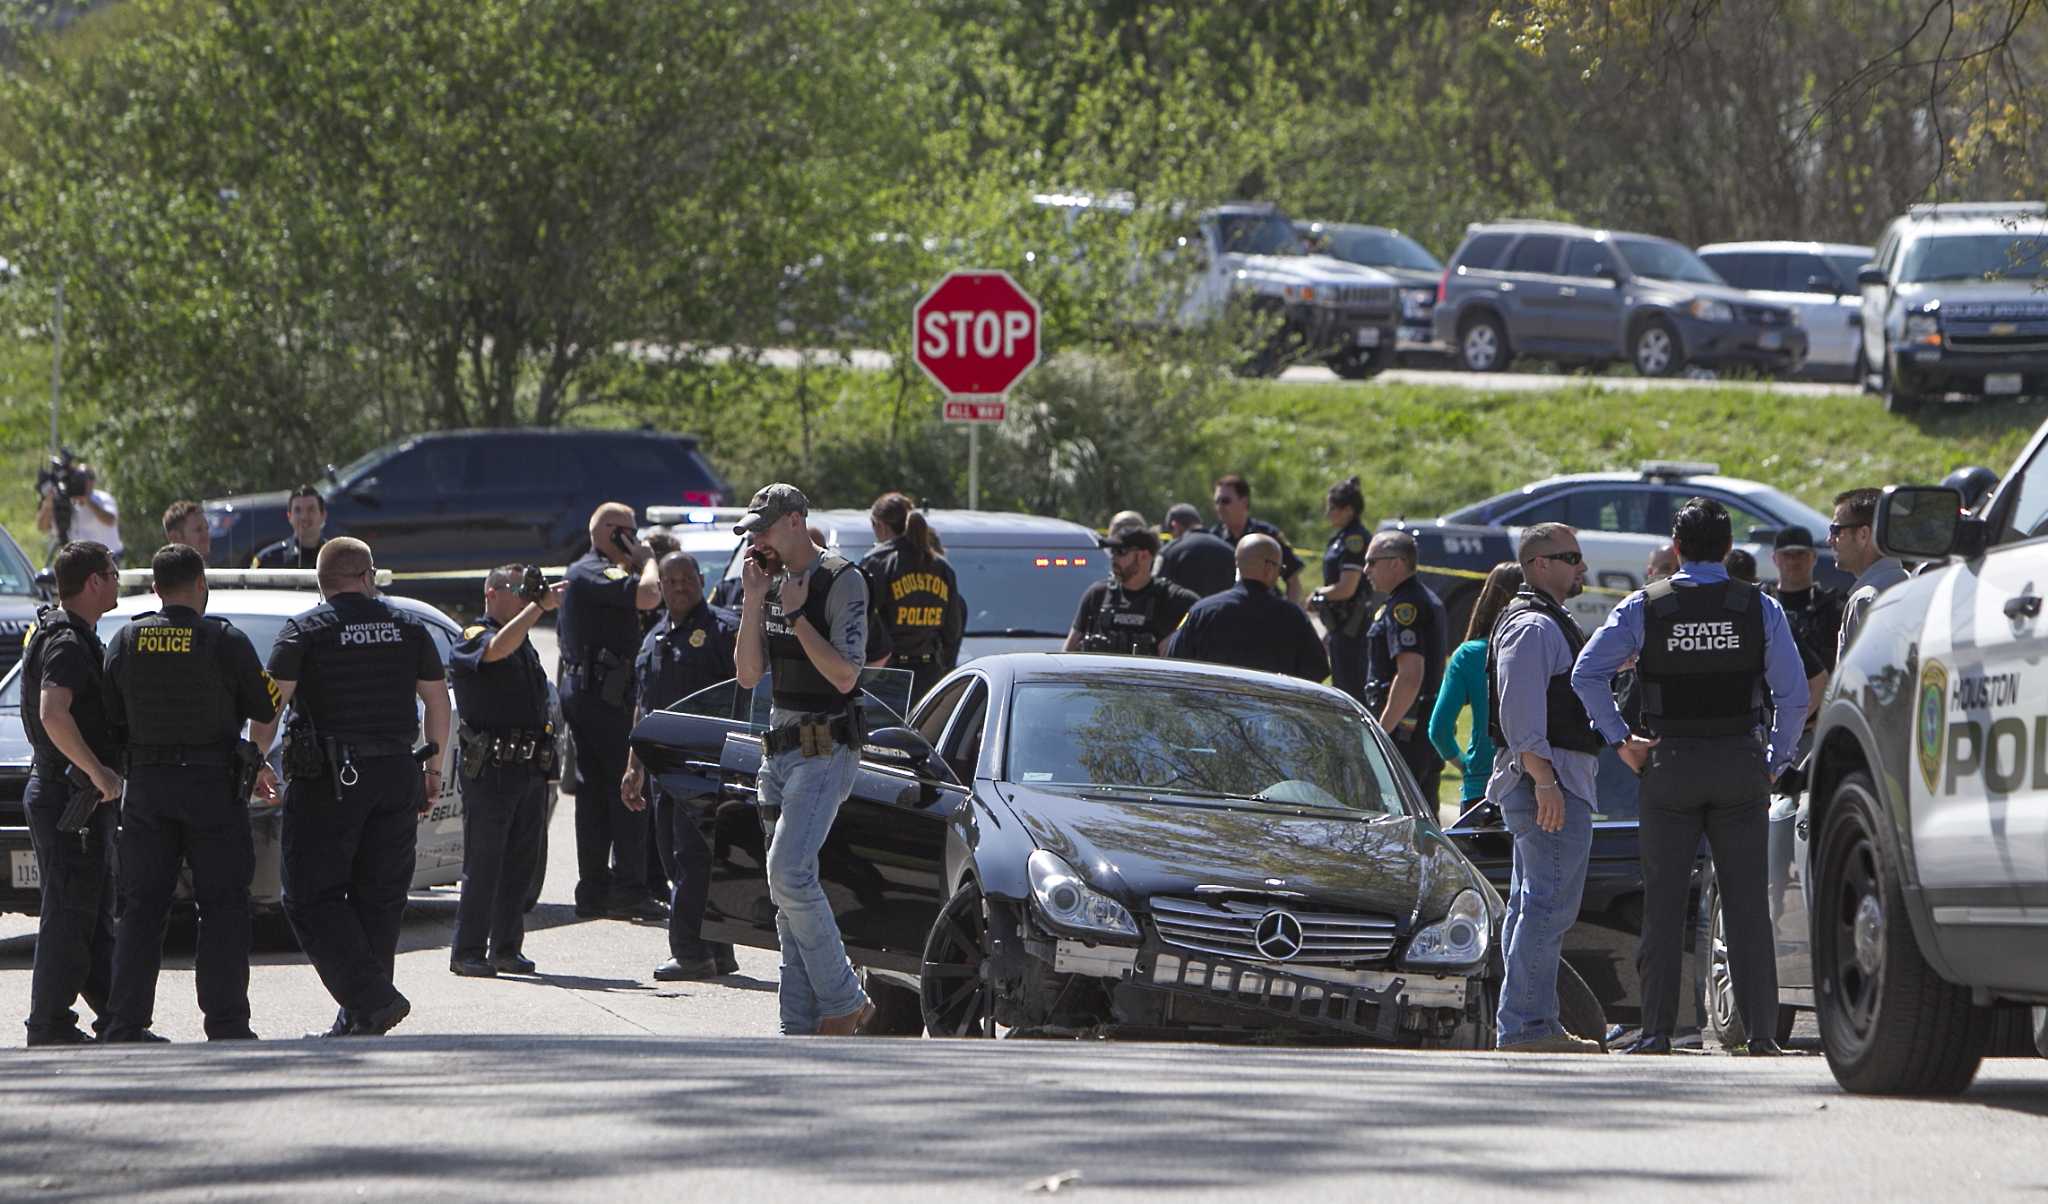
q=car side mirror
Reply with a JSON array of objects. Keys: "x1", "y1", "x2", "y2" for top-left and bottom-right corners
[
  {"x1": 33, "y1": 568, "x2": 54, "y2": 599},
  {"x1": 862, "y1": 725, "x2": 956, "y2": 784},
  {"x1": 1856, "y1": 264, "x2": 1885, "y2": 287},
  {"x1": 1876, "y1": 485, "x2": 1983, "y2": 560}
]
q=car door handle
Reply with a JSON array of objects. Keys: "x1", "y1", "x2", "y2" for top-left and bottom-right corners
[
  {"x1": 1558, "y1": 286, "x2": 1577, "y2": 297},
  {"x1": 2004, "y1": 594, "x2": 2042, "y2": 620}
]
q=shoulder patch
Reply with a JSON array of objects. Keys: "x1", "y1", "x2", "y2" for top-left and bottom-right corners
[
  {"x1": 1392, "y1": 602, "x2": 1418, "y2": 626},
  {"x1": 602, "y1": 566, "x2": 629, "y2": 581},
  {"x1": 462, "y1": 624, "x2": 487, "y2": 640},
  {"x1": 1343, "y1": 533, "x2": 1365, "y2": 553}
]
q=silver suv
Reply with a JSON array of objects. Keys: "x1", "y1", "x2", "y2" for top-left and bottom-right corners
[{"x1": 1432, "y1": 219, "x2": 1807, "y2": 377}]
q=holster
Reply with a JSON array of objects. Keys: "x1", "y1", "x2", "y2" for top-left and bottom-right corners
[
  {"x1": 458, "y1": 726, "x2": 490, "y2": 781},
  {"x1": 595, "y1": 648, "x2": 633, "y2": 710},
  {"x1": 282, "y1": 717, "x2": 329, "y2": 782},
  {"x1": 763, "y1": 705, "x2": 866, "y2": 758},
  {"x1": 1335, "y1": 598, "x2": 1370, "y2": 639},
  {"x1": 57, "y1": 765, "x2": 99, "y2": 835},
  {"x1": 232, "y1": 738, "x2": 265, "y2": 804}
]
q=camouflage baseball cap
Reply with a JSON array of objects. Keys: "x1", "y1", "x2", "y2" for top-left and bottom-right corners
[{"x1": 734, "y1": 483, "x2": 809, "y2": 534}]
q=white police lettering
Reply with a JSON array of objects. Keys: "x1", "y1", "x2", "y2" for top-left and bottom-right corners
[
  {"x1": 1113, "y1": 611, "x2": 1146, "y2": 627},
  {"x1": 1666, "y1": 620, "x2": 1741, "y2": 653},
  {"x1": 340, "y1": 622, "x2": 404, "y2": 647}
]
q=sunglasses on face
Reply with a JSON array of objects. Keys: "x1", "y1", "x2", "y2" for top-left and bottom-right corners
[
  {"x1": 1526, "y1": 550, "x2": 1584, "y2": 566},
  {"x1": 1363, "y1": 554, "x2": 1402, "y2": 565},
  {"x1": 1829, "y1": 521, "x2": 1869, "y2": 537}
]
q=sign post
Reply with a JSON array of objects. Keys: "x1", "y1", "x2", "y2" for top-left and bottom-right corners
[{"x1": 914, "y1": 271, "x2": 1040, "y2": 510}]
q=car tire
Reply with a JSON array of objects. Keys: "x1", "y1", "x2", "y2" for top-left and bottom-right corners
[
  {"x1": 1558, "y1": 960, "x2": 1607, "y2": 1044},
  {"x1": 1326, "y1": 345, "x2": 1386, "y2": 380},
  {"x1": 1814, "y1": 771, "x2": 1990, "y2": 1094},
  {"x1": 1631, "y1": 318, "x2": 1683, "y2": 377},
  {"x1": 1882, "y1": 347, "x2": 1926, "y2": 414},
  {"x1": 1701, "y1": 871, "x2": 1797, "y2": 1050},
  {"x1": 860, "y1": 970, "x2": 926, "y2": 1036},
  {"x1": 1457, "y1": 312, "x2": 1509, "y2": 373},
  {"x1": 921, "y1": 879, "x2": 996, "y2": 1037}
]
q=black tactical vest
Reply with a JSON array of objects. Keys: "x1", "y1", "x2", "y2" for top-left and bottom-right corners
[
  {"x1": 864, "y1": 540, "x2": 951, "y2": 660},
  {"x1": 114, "y1": 608, "x2": 236, "y2": 748},
  {"x1": 766, "y1": 555, "x2": 859, "y2": 714},
  {"x1": 20, "y1": 604, "x2": 121, "y2": 774},
  {"x1": 1636, "y1": 578, "x2": 1766, "y2": 737},
  {"x1": 290, "y1": 595, "x2": 430, "y2": 741},
  {"x1": 1486, "y1": 589, "x2": 1603, "y2": 755},
  {"x1": 1083, "y1": 582, "x2": 1164, "y2": 655}
]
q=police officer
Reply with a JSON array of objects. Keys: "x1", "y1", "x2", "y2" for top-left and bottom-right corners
[
  {"x1": 1158, "y1": 503, "x2": 1236, "y2": 600},
  {"x1": 1166, "y1": 534, "x2": 1328, "y2": 680},
  {"x1": 1362, "y1": 530, "x2": 1450, "y2": 801},
  {"x1": 1309, "y1": 476, "x2": 1372, "y2": 704},
  {"x1": 1572, "y1": 498, "x2": 1808, "y2": 1056},
  {"x1": 18, "y1": 541, "x2": 124, "y2": 1047},
  {"x1": 860, "y1": 492, "x2": 963, "y2": 702},
  {"x1": 1209, "y1": 474, "x2": 1305, "y2": 603},
  {"x1": 247, "y1": 538, "x2": 451, "y2": 1038},
  {"x1": 250, "y1": 485, "x2": 328, "y2": 569},
  {"x1": 557, "y1": 502, "x2": 664, "y2": 922},
  {"x1": 446, "y1": 564, "x2": 566, "y2": 978},
  {"x1": 624, "y1": 552, "x2": 740, "y2": 982},
  {"x1": 733, "y1": 483, "x2": 875, "y2": 1036},
  {"x1": 1764, "y1": 525, "x2": 1845, "y2": 674},
  {"x1": 101, "y1": 545, "x2": 280, "y2": 1042},
  {"x1": 1063, "y1": 526, "x2": 1198, "y2": 656}
]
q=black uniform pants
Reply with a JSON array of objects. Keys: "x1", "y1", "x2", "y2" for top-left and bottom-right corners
[
  {"x1": 280, "y1": 755, "x2": 420, "y2": 1017},
  {"x1": 452, "y1": 763, "x2": 546, "y2": 961},
  {"x1": 563, "y1": 692, "x2": 646, "y2": 909},
  {"x1": 1326, "y1": 630, "x2": 1368, "y2": 706},
  {"x1": 107, "y1": 764, "x2": 255, "y2": 1039},
  {"x1": 653, "y1": 785, "x2": 733, "y2": 965},
  {"x1": 1637, "y1": 734, "x2": 1777, "y2": 1040},
  {"x1": 22, "y1": 774, "x2": 115, "y2": 1042}
]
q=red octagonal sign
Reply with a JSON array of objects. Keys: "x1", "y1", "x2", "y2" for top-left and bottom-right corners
[{"x1": 913, "y1": 270, "x2": 1041, "y2": 397}]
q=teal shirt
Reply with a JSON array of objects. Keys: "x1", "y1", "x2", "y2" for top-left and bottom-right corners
[{"x1": 1427, "y1": 639, "x2": 1496, "y2": 803}]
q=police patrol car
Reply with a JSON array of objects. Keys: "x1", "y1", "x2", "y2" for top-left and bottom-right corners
[
  {"x1": 1390, "y1": 461, "x2": 1851, "y2": 636},
  {"x1": 1783, "y1": 423, "x2": 2048, "y2": 1092},
  {"x1": 0, "y1": 570, "x2": 564, "y2": 925}
]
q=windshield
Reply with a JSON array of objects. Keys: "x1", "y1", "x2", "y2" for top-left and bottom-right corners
[
  {"x1": 954, "y1": 548, "x2": 1099, "y2": 637},
  {"x1": 1328, "y1": 229, "x2": 1441, "y2": 272},
  {"x1": 1900, "y1": 233, "x2": 2048, "y2": 283},
  {"x1": 1004, "y1": 681, "x2": 1407, "y2": 814},
  {"x1": 0, "y1": 528, "x2": 37, "y2": 595},
  {"x1": 327, "y1": 441, "x2": 400, "y2": 490},
  {"x1": 1215, "y1": 213, "x2": 1306, "y2": 257},
  {"x1": 1613, "y1": 237, "x2": 1724, "y2": 285},
  {"x1": 1826, "y1": 254, "x2": 1869, "y2": 286}
]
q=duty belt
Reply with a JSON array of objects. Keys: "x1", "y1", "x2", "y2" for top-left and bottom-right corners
[
  {"x1": 894, "y1": 651, "x2": 940, "y2": 666},
  {"x1": 762, "y1": 712, "x2": 861, "y2": 756},
  {"x1": 128, "y1": 744, "x2": 233, "y2": 768},
  {"x1": 323, "y1": 736, "x2": 415, "y2": 759},
  {"x1": 459, "y1": 724, "x2": 554, "y2": 769}
]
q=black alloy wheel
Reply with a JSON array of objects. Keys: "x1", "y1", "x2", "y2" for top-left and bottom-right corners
[
  {"x1": 1813, "y1": 772, "x2": 1988, "y2": 1094},
  {"x1": 921, "y1": 880, "x2": 996, "y2": 1037}
]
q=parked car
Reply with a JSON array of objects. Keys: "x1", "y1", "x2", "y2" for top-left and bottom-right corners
[
  {"x1": 1297, "y1": 220, "x2": 1446, "y2": 356},
  {"x1": 202, "y1": 428, "x2": 729, "y2": 576},
  {"x1": 640, "y1": 505, "x2": 750, "y2": 584},
  {"x1": 0, "y1": 524, "x2": 46, "y2": 681},
  {"x1": 1697, "y1": 241, "x2": 1873, "y2": 382},
  {"x1": 1433, "y1": 219, "x2": 1807, "y2": 377},
  {"x1": 1029, "y1": 194, "x2": 1402, "y2": 378},
  {"x1": 631, "y1": 654, "x2": 1585, "y2": 1045},
  {"x1": 1, "y1": 570, "x2": 564, "y2": 921},
  {"x1": 711, "y1": 509, "x2": 1102, "y2": 659},
  {"x1": 1856, "y1": 201, "x2": 2048, "y2": 413},
  {"x1": 1388, "y1": 461, "x2": 1851, "y2": 637}
]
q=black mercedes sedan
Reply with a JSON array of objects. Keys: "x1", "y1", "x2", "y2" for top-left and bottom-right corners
[{"x1": 631, "y1": 654, "x2": 1552, "y2": 1047}]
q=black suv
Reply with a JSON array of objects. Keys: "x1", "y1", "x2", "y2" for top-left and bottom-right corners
[
  {"x1": 1433, "y1": 220, "x2": 1808, "y2": 377},
  {"x1": 203, "y1": 428, "x2": 727, "y2": 573}
]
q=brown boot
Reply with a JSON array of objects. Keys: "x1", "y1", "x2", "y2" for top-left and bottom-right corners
[{"x1": 816, "y1": 999, "x2": 876, "y2": 1037}]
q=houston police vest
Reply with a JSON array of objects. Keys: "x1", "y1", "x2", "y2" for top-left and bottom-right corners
[
  {"x1": 1485, "y1": 589, "x2": 1602, "y2": 755},
  {"x1": 1635, "y1": 578, "x2": 1766, "y2": 737},
  {"x1": 115, "y1": 609, "x2": 234, "y2": 747},
  {"x1": 766, "y1": 554, "x2": 858, "y2": 714},
  {"x1": 290, "y1": 595, "x2": 431, "y2": 740},
  {"x1": 864, "y1": 540, "x2": 951, "y2": 660}
]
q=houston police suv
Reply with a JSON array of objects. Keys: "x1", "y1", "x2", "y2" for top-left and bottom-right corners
[{"x1": 1797, "y1": 421, "x2": 2048, "y2": 1093}]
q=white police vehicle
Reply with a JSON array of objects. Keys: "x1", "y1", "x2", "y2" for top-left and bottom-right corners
[
  {"x1": 0, "y1": 570, "x2": 563, "y2": 924},
  {"x1": 1781, "y1": 422, "x2": 2048, "y2": 1092},
  {"x1": 1393, "y1": 462, "x2": 1850, "y2": 637}
]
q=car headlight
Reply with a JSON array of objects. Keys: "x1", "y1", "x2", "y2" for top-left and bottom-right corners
[
  {"x1": 1403, "y1": 888, "x2": 1490, "y2": 969},
  {"x1": 1687, "y1": 298, "x2": 1734, "y2": 323},
  {"x1": 1401, "y1": 288, "x2": 1433, "y2": 319},
  {"x1": 1027, "y1": 849, "x2": 1138, "y2": 939},
  {"x1": 1906, "y1": 313, "x2": 1942, "y2": 346}
]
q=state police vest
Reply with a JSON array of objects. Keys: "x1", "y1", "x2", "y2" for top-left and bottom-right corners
[
  {"x1": 290, "y1": 595, "x2": 432, "y2": 741},
  {"x1": 114, "y1": 609, "x2": 233, "y2": 747},
  {"x1": 865, "y1": 540, "x2": 951, "y2": 660},
  {"x1": 1485, "y1": 589, "x2": 1603, "y2": 755},
  {"x1": 1635, "y1": 578, "x2": 1766, "y2": 737},
  {"x1": 766, "y1": 554, "x2": 858, "y2": 714}
]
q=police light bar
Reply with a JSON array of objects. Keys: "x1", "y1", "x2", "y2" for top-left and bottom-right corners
[
  {"x1": 1638, "y1": 460, "x2": 1720, "y2": 480},
  {"x1": 1031, "y1": 556, "x2": 1091, "y2": 567},
  {"x1": 116, "y1": 567, "x2": 393, "y2": 594},
  {"x1": 644, "y1": 505, "x2": 749, "y2": 528}
]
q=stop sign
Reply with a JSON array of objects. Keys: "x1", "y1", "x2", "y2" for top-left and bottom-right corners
[{"x1": 913, "y1": 270, "x2": 1041, "y2": 396}]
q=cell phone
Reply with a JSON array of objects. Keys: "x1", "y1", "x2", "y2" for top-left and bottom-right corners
[
  {"x1": 610, "y1": 528, "x2": 635, "y2": 554},
  {"x1": 746, "y1": 546, "x2": 774, "y2": 569}
]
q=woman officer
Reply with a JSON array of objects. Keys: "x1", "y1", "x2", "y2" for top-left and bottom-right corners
[
  {"x1": 1309, "y1": 476, "x2": 1372, "y2": 705},
  {"x1": 859, "y1": 492, "x2": 963, "y2": 704}
]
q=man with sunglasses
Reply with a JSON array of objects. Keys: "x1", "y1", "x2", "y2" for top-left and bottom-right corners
[
  {"x1": 1064, "y1": 526, "x2": 1199, "y2": 656},
  {"x1": 1208, "y1": 474, "x2": 1305, "y2": 604},
  {"x1": 1827, "y1": 487, "x2": 1907, "y2": 665},
  {"x1": 1362, "y1": 530, "x2": 1449, "y2": 803},
  {"x1": 1572, "y1": 498, "x2": 1807, "y2": 1056}
]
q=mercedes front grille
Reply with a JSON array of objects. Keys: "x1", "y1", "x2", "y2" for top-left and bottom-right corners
[{"x1": 1148, "y1": 895, "x2": 1397, "y2": 965}]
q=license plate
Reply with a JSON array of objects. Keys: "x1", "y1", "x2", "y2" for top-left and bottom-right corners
[
  {"x1": 10, "y1": 848, "x2": 39, "y2": 891},
  {"x1": 1355, "y1": 327, "x2": 1380, "y2": 348},
  {"x1": 1986, "y1": 373, "x2": 2023, "y2": 395},
  {"x1": 1759, "y1": 331, "x2": 1783, "y2": 350}
]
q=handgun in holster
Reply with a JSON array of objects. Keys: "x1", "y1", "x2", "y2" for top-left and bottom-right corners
[
  {"x1": 231, "y1": 738, "x2": 265, "y2": 804},
  {"x1": 281, "y1": 715, "x2": 329, "y2": 781},
  {"x1": 1336, "y1": 597, "x2": 1371, "y2": 639},
  {"x1": 594, "y1": 648, "x2": 633, "y2": 710},
  {"x1": 57, "y1": 765, "x2": 101, "y2": 836},
  {"x1": 457, "y1": 726, "x2": 490, "y2": 782}
]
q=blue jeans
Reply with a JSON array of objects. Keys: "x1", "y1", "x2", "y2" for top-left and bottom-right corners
[
  {"x1": 1495, "y1": 775, "x2": 1594, "y2": 1047},
  {"x1": 759, "y1": 744, "x2": 866, "y2": 1034}
]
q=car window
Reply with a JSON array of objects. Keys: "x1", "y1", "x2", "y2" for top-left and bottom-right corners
[
  {"x1": 1562, "y1": 240, "x2": 1613, "y2": 278},
  {"x1": 1568, "y1": 489, "x2": 1664, "y2": 534},
  {"x1": 1993, "y1": 440, "x2": 2048, "y2": 545},
  {"x1": 1456, "y1": 232, "x2": 1515, "y2": 271},
  {"x1": 1900, "y1": 233, "x2": 2048, "y2": 284},
  {"x1": 915, "y1": 677, "x2": 974, "y2": 744},
  {"x1": 1329, "y1": 228, "x2": 1441, "y2": 272},
  {"x1": 1505, "y1": 235, "x2": 1563, "y2": 274},
  {"x1": 484, "y1": 437, "x2": 584, "y2": 486},
  {"x1": 1782, "y1": 253, "x2": 1843, "y2": 294},
  {"x1": 1707, "y1": 495, "x2": 1777, "y2": 543},
  {"x1": 1004, "y1": 680, "x2": 1407, "y2": 814},
  {"x1": 950, "y1": 547, "x2": 1098, "y2": 637},
  {"x1": 941, "y1": 680, "x2": 988, "y2": 780},
  {"x1": 0, "y1": 528, "x2": 38, "y2": 596},
  {"x1": 1505, "y1": 494, "x2": 1571, "y2": 526},
  {"x1": 1702, "y1": 252, "x2": 1764, "y2": 290},
  {"x1": 371, "y1": 443, "x2": 471, "y2": 496}
]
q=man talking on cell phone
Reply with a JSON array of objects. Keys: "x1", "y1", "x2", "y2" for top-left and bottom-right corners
[{"x1": 557, "y1": 503, "x2": 662, "y2": 922}]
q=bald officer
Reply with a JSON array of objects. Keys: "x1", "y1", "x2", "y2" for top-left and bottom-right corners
[{"x1": 1165, "y1": 534, "x2": 1328, "y2": 681}]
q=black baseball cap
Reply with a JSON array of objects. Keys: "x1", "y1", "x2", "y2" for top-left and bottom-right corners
[
  {"x1": 1772, "y1": 525, "x2": 1816, "y2": 551},
  {"x1": 1098, "y1": 528, "x2": 1161, "y2": 555}
]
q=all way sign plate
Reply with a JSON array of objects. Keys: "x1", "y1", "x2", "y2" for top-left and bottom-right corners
[{"x1": 943, "y1": 398, "x2": 1007, "y2": 424}]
